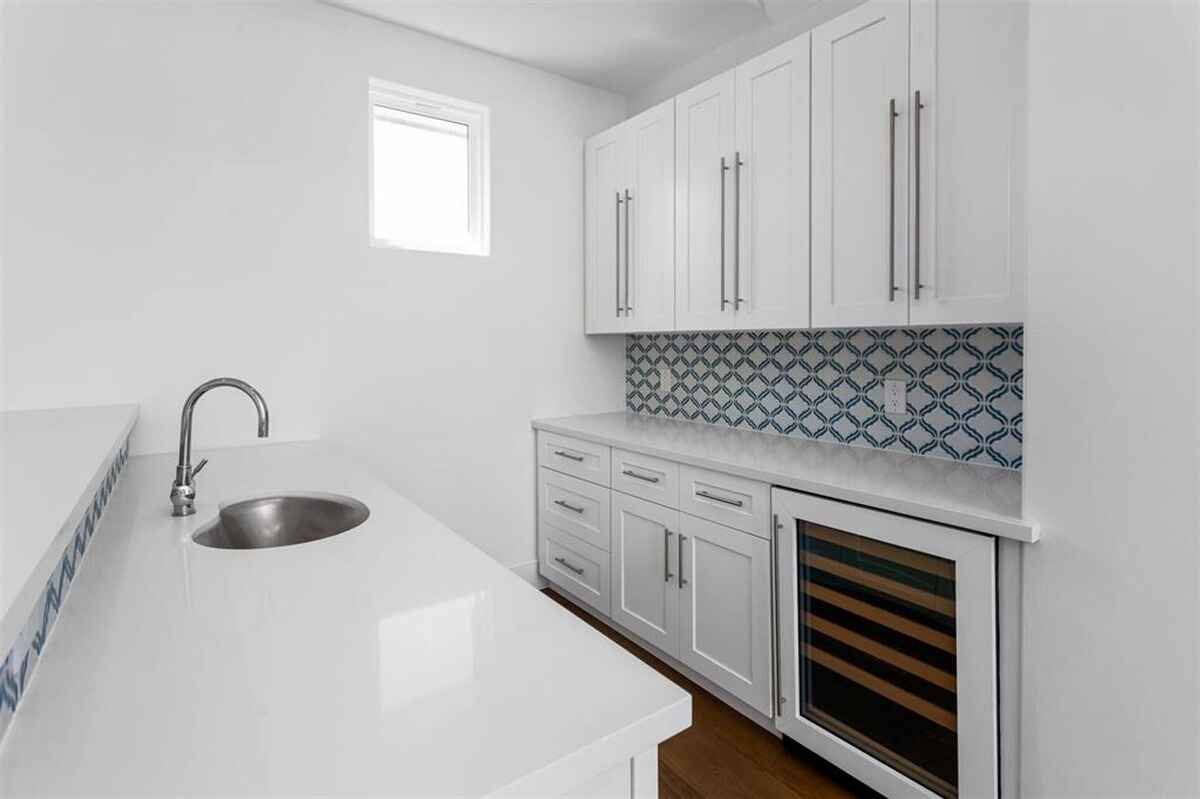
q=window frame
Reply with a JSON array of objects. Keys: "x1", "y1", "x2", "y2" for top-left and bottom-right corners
[{"x1": 368, "y1": 78, "x2": 491, "y2": 256}]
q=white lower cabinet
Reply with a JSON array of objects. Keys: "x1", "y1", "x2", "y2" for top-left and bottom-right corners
[
  {"x1": 610, "y1": 492, "x2": 680, "y2": 654},
  {"x1": 609, "y1": 492, "x2": 773, "y2": 717},
  {"x1": 540, "y1": 522, "x2": 611, "y2": 616},
  {"x1": 677, "y1": 513, "x2": 774, "y2": 717}
]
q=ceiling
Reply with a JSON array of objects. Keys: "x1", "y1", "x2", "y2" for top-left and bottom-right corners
[{"x1": 326, "y1": 0, "x2": 820, "y2": 94}]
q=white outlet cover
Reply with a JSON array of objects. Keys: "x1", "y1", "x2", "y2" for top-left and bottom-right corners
[
  {"x1": 658, "y1": 365, "x2": 674, "y2": 393},
  {"x1": 883, "y1": 379, "x2": 907, "y2": 415}
]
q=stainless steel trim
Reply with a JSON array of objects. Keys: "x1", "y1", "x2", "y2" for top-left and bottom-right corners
[
  {"x1": 679, "y1": 535, "x2": 688, "y2": 588},
  {"x1": 913, "y1": 90, "x2": 925, "y2": 301},
  {"x1": 888, "y1": 98, "x2": 899, "y2": 302},
  {"x1": 553, "y1": 499, "x2": 585, "y2": 514},
  {"x1": 733, "y1": 151, "x2": 744, "y2": 308},
  {"x1": 720, "y1": 156, "x2": 730, "y2": 310},
  {"x1": 771, "y1": 514, "x2": 783, "y2": 715},
  {"x1": 664, "y1": 528, "x2": 674, "y2": 582},
  {"x1": 696, "y1": 489, "x2": 744, "y2": 508},
  {"x1": 553, "y1": 450, "x2": 585, "y2": 462},
  {"x1": 615, "y1": 191, "x2": 623, "y2": 316},
  {"x1": 554, "y1": 556, "x2": 584, "y2": 576},
  {"x1": 624, "y1": 188, "x2": 633, "y2": 313},
  {"x1": 621, "y1": 469, "x2": 660, "y2": 484}
]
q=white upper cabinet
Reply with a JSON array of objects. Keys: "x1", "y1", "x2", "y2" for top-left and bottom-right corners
[
  {"x1": 585, "y1": 0, "x2": 1026, "y2": 334},
  {"x1": 584, "y1": 99, "x2": 675, "y2": 334},
  {"x1": 908, "y1": 0, "x2": 1027, "y2": 326},
  {"x1": 728, "y1": 35, "x2": 812, "y2": 331},
  {"x1": 811, "y1": 0, "x2": 911, "y2": 329},
  {"x1": 585, "y1": 125, "x2": 627, "y2": 334},
  {"x1": 674, "y1": 72, "x2": 737, "y2": 331}
]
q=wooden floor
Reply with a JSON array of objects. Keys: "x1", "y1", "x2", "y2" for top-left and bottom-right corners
[{"x1": 543, "y1": 589, "x2": 878, "y2": 799}]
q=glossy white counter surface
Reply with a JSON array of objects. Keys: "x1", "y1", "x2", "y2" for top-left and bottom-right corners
[
  {"x1": 0, "y1": 442, "x2": 690, "y2": 796},
  {"x1": 0, "y1": 404, "x2": 138, "y2": 649},
  {"x1": 533, "y1": 412, "x2": 1035, "y2": 542}
]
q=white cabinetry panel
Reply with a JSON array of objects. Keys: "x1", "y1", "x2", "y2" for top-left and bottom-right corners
[
  {"x1": 811, "y1": 0, "x2": 911, "y2": 329},
  {"x1": 678, "y1": 513, "x2": 773, "y2": 716},
  {"x1": 611, "y1": 492, "x2": 680, "y2": 656},
  {"x1": 908, "y1": 0, "x2": 1027, "y2": 325}
]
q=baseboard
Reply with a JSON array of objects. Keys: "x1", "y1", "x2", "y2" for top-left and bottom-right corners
[{"x1": 510, "y1": 560, "x2": 547, "y2": 589}]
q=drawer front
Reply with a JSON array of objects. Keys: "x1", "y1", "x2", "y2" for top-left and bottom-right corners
[
  {"x1": 538, "y1": 467, "x2": 611, "y2": 551},
  {"x1": 538, "y1": 432, "x2": 611, "y2": 487},
  {"x1": 678, "y1": 465, "x2": 770, "y2": 538},
  {"x1": 612, "y1": 449, "x2": 680, "y2": 507},
  {"x1": 539, "y1": 523, "x2": 610, "y2": 616}
]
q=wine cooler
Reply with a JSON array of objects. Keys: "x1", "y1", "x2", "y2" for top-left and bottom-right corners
[{"x1": 771, "y1": 488, "x2": 998, "y2": 799}]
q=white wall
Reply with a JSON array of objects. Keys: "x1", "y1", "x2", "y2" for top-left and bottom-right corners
[
  {"x1": 1021, "y1": 2, "x2": 1199, "y2": 796},
  {"x1": 0, "y1": 1, "x2": 627, "y2": 568}
]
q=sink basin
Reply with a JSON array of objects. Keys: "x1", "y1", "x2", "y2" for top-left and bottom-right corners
[{"x1": 193, "y1": 493, "x2": 370, "y2": 550}]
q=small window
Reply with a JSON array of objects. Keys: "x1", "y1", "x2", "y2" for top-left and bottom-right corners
[{"x1": 369, "y1": 79, "x2": 490, "y2": 256}]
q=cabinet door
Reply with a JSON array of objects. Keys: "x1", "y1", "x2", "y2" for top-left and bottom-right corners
[
  {"x1": 811, "y1": 0, "x2": 910, "y2": 329},
  {"x1": 611, "y1": 493, "x2": 680, "y2": 656},
  {"x1": 674, "y1": 71, "x2": 737, "y2": 331},
  {"x1": 626, "y1": 100, "x2": 676, "y2": 332},
  {"x1": 585, "y1": 125, "x2": 628, "y2": 334},
  {"x1": 908, "y1": 0, "x2": 1026, "y2": 326},
  {"x1": 678, "y1": 513, "x2": 773, "y2": 716},
  {"x1": 728, "y1": 34, "x2": 811, "y2": 331}
]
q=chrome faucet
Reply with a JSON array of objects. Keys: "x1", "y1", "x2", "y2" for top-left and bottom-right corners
[{"x1": 170, "y1": 378, "x2": 269, "y2": 517}]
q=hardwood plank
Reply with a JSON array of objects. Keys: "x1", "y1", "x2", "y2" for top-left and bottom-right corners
[{"x1": 541, "y1": 589, "x2": 872, "y2": 799}]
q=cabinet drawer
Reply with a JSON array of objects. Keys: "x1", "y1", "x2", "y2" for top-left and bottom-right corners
[
  {"x1": 538, "y1": 467, "x2": 610, "y2": 551},
  {"x1": 612, "y1": 449, "x2": 679, "y2": 507},
  {"x1": 538, "y1": 432, "x2": 611, "y2": 487},
  {"x1": 678, "y1": 465, "x2": 770, "y2": 538},
  {"x1": 539, "y1": 523, "x2": 610, "y2": 617}
]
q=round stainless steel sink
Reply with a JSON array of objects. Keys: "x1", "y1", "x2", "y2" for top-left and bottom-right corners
[{"x1": 193, "y1": 493, "x2": 370, "y2": 550}]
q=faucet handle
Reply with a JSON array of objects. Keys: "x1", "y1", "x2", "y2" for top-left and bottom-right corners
[{"x1": 191, "y1": 458, "x2": 209, "y2": 479}]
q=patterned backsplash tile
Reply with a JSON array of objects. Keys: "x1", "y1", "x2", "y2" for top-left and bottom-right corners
[{"x1": 626, "y1": 326, "x2": 1023, "y2": 469}]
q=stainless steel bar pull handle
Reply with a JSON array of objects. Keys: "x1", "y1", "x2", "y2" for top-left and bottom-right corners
[
  {"x1": 554, "y1": 556, "x2": 584, "y2": 576},
  {"x1": 664, "y1": 528, "x2": 674, "y2": 582},
  {"x1": 554, "y1": 450, "x2": 584, "y2": 462},
  {"x1": 624, "y1": 189, "x2": 633, "y2": 313},
  {"x1": 678, "y1": 535, "x2": 688, "y2": 588},
  {"x1": 719, "y1": 156, "x2": 730, "y2": 310},
  {"x1": 888, "y1": 98, "x2": 900, "y2": 302},
  {"x1": 553, "y1": 499, "x2": 584, "y2": 514},
  {"x1": 615, "y1": 192, "x2": 624, "y2": 316},
  {"x1": 621, "y1": 469, "x2": 660, "y2": 484},
  {"x1": 913, "y1": 90, "x2": 925, "y2": 301},
  {"x1": 696, "y1": 489, "x2": 743, "y2": 508},
  {"x1": 733, "y1": 151, "x2": 744, "y2": 308}
]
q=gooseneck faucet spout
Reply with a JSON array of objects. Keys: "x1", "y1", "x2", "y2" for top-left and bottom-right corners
[{"x1": 170, "y1": 378, "x2": 269, "y2": 517}]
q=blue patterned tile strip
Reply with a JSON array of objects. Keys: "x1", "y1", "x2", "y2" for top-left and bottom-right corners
[
  {"x1": 0, "y1": 438, "x2": 129, "y2": 742},
  {"x1": 626, "y1": 326, "x2": 1023, "y2": 469}
]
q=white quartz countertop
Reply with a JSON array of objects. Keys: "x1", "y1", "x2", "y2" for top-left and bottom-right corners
[
  {"x1": 0, "y1": 404, "x2": 138, "y2": 649},
  {"x1": 0, "y1": 441, "x2": 690, "y2": 797},
  {"x1": 533, "y1": 412, "x2": 1035, "y2": 542}
]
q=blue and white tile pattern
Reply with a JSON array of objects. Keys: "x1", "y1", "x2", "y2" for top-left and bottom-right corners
[
  {"x1": 0, "y1": 439, "x2": 129, "y2": 742},
  {"x1": 627, "y1": 326, "x2": 1023, "y2": 469}
]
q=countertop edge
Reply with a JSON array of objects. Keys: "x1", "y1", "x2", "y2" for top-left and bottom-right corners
[
  {"x1": 487, "y1": 694, "x2": 692, "y2": 798},
  {"x1": 531, "y1": 416, "x2": 1039, "y2": 543},
  {"x1": 0, "y1": 405, "x2": 139, "y2": 652}
]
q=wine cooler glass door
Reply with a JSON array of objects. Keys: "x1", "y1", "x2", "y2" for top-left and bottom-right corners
[{"x1": 772, "y1": 488, "x2": 997, "y2": 799}]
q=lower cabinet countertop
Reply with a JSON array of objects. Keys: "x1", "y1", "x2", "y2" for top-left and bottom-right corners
[
  {"x1": 0, "y1": 441, "x2": 690, "y2": 797},
  {"x1": 533, "y1": 412, "x2": 1035, "y2": 542}
]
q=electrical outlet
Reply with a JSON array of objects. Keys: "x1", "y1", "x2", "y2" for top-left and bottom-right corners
[
  {"x1": 657, "y1": 365, "x2": 674, "y2": 393},
  {"x1": 883, "y1": 379, "x2": 907, "y2": 415}
]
